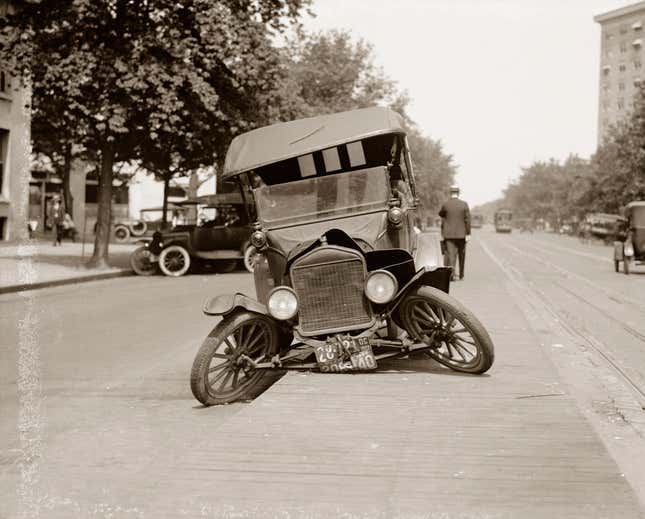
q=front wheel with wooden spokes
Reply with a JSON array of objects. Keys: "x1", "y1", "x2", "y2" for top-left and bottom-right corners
[
  {"x1": 397, "y1": 286, "x2": 494, "y2": 374},
  {"x1": 190, "y1": 311, "x2": 281, "y2": 405}
]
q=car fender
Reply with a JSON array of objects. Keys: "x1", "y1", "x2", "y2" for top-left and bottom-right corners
[
  {"x1": 203, "y1": 293, "x2": 268, "y2": 317},
  {"x1": 386, "y1": 266, "x2": 452, "y2": 316}
]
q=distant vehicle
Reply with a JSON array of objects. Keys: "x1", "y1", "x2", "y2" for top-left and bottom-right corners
[
  {"x1": 471, "y1": 213, "x2": 484, "y2": 229},
  {"x1": 113, "y1": 204, "x2": 189, "y2": 243},
  {"x1": 494, "y1": 209, "x2": 513, "y2": 233},
  {"x1": 129, "y1": 192, "x2": 255, "y2": 277},
  {"x1": 583, "y1": 212, "x2": 622, "y2": 245},
  {"x1": 613, "y1": 201, "x2": 645, "y2": 274}
]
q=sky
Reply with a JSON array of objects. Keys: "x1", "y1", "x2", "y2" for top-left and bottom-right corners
[{"x1": 302, "y1": 0, "x2": 635, "y2": 206}]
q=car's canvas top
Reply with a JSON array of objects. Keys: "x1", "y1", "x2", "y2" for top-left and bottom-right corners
[{"x1": 223, "y1": 106, "x2": 405, "y2": 178}]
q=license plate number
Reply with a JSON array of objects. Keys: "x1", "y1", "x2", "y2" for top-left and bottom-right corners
[{"x1": 314, "y1": 336, "x2": 377, "y2": 372}]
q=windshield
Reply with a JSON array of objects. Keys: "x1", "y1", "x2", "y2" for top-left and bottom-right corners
[{"x1": 254, "y1": 167, "x2": 391, "y2": 228}]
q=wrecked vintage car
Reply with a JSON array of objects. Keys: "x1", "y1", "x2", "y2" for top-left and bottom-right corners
[{"x1": 189, "y1": 107, "x2": 495, "y2": 405}]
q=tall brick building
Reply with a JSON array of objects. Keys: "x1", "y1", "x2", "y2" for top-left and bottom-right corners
[{"x1": 595, "y1": 1, "x2": 645, "y2": 144}]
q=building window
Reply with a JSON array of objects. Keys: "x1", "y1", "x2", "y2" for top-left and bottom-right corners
[
  {"x1": 620, "y1": 41, "x2": 627, "y2": 52},
  {"x1": 619, "y1": 82, "x2": 626, "y2": 91},
  {"x1": 603, "y1": 65, "x2": 611, "y2": 76},
  {"x1": 603, "y1": 83, "x2": 610, "y2": 93},
  {"x1": 619, "y1": 64, "x2": 627, "y2": 72},
  {"x1": 634, "y1": 21, "x2": 643, "y2": 31},
  {"x1": 635, "y1": 77, "x2": 642, "y2": 86},
  {"x1": 635, "y1": 60, "x2": 642, "y2": 69},
  {"x1": 618, "y1": 98, "x2": 625, "y2": 109},
  {"x1": 620, "y1": 24, "x2": 628, "y2": 34}
]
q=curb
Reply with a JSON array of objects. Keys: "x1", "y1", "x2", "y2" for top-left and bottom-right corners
[{"x1": 0, "y1": 269, "x2": 134, "y2": 295}]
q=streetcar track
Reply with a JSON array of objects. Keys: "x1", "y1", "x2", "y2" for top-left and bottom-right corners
[
  {"x1": 495, "y1": 236, "x2": 644, "y2": 312},
  {"x1": 479, "y1": 235, "x2": 645, "y2": 409},
  {"x1": 515, "y1": 236, "x2": 611, "y2": 264}
]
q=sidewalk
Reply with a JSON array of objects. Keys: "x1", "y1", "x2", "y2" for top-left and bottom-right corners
[
  {"x1": 137, "y1": 239, "x2": 644, "y2": 518},
  {"x1": 0, "y1": 240, "x2": 137, "y2": 294}
]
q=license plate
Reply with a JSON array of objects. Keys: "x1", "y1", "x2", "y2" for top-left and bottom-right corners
[{"x1": 314, "y1": 336, "x2": 377, "y2": 372}]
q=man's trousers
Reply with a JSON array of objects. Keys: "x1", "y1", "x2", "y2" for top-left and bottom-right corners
[{"x1": 444, "y1": 238, "x2": 466, "y2": 280}]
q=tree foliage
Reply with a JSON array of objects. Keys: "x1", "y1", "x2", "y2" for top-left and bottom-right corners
[{"x1": 1, "y1": 0, "x2": 308, "y2": 265}]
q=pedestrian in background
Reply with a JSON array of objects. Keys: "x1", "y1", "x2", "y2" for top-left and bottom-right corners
[
  {"x1": 49, "y1": 196, "x2": 65, "y2": 246},
  {"x1": 439, "y1": 185, "x2": 471, "y2": 281}
]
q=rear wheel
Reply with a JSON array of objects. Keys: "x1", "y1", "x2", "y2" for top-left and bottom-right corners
[
  {"x1": 159, "y1": 245, "x2": 191, "y2": 277},
  {"x1": 130, "y1": 246, "x2": 157, "y2": 276},
  {"x1": 397, "y1": 286, "x2": 494, "y2": 374},
  {"x1": 114, "y1": 225, "x2": 130, "y2": 243},
  {"x1": 190, "y1": 311, "x2": 280, "y2": 405}
]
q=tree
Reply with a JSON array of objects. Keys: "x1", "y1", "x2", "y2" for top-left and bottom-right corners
[
  {"x1": 286, "y1": 29, "x2": 403, "y2": 117},
  {"x1": 407, "y1": 129, "x2": 457, "y2": 220},
  {"x1": 1, "y1": 0, "x2": 309, "y2": 267}
]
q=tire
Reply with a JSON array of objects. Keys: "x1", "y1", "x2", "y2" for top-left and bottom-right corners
[
  {"x1": 190, "y1": 311, "x2": 281, "y2": 405},
  {"x1": 243, "y1": 245, "x2": 258, "y2": 273},
  {"x1": 614, "y1": 260, "x2": 620, "y2": 273},
  {"x1": 159, "y1": 245, "x2": 191, "y2": 277},
  {"x1": 397, "y1": 286, "x2": 494, "y2": 374},
  {"x1": 624, "y1": 257, "x2": 632, "y2": 275},
  {"x1": 130, "y1": 221, "x2": 148, "y2": 237},
  {"x1": 215, "y1": 260, "x2": 238, "y2": 273},
  {"x1": 130, "y1": 246, "x2": 157, "y2": 276},
  {"x1": 114, "y1": 225, "x2": 131, "y2": 243}
]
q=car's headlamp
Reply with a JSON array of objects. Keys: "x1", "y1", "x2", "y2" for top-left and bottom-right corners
[
  {"x1": 250, "y1": 230, "x2": 267, "y2": 249},
  {"x1": 365, "y1": 270, "x2": 398, "y2": 304},
  {"x1": 267, "y1": 287, "x2": 298, "y2": 320},
  {"x1": 388, "y1": 206, "x2": 403, "y2": 226}
]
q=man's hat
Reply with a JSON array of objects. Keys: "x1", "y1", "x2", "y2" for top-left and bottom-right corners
[{"x1": 449, "y1": 185, "x2": 460, "y2": 193}]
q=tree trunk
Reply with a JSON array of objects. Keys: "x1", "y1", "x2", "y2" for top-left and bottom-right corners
[
  {"x1": 161, "y1": 172, "x2": 170, "y2": 230},
  {"x1": 62, "y1": 142, "x2": 74, "y2": 218},
  {"x1": 87, "y1": 143, "x2": 115, "y2": 269}
]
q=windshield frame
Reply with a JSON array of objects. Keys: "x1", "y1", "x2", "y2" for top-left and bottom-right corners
[{"x1": 251, "y1": 167, "x2": 392, "y2": 230}]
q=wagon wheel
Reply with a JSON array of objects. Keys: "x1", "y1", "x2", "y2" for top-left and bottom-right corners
[
  {"x1": 159, "y1": 245, "x2": 191, "y2": 277},
  {"x1": 398, "y1": 286, "x2": 494, "y2": 374},
  {"x1": 190, "y1": 311, "x2": 280, "y2": 405},
  {"x1": 130, "y1": 246, "x2": 157, "y2": 276}
]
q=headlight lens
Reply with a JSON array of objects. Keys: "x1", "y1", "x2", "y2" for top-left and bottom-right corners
[
  {"x1": 365, "y1": 270, "x2": 398, "y2": 304},
  {"x1": 388, "y1": 206, "x2": 403, "y2": 226},
  {"x1": 267, "y1": 287, "x2": 298, "y2": 320},
  {"x1": 250, "y1": 230, "x2": 267, "y2": 249}
]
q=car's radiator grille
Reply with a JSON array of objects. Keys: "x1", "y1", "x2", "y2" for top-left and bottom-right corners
[{"x1": 292, "y1": 257, "x2": 372, "y2": 335}]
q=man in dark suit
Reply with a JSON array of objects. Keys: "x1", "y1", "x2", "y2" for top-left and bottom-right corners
[{"x1": 439, "y1": 185, "x2": 471, "y2": 281}]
